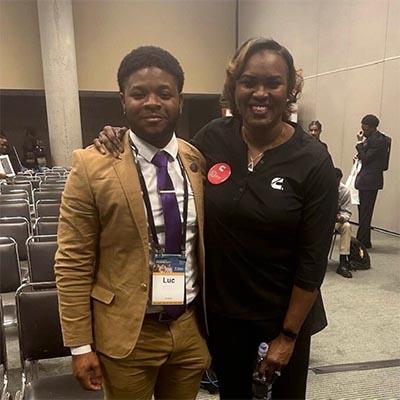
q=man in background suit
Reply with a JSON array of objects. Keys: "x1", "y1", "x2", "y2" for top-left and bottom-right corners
[
  {"x1": 355, "y1": 114, "x2": 390, "y2": 248},
  {"x1": 55, "y1": 46, "x2": 210, "y2": 400}
]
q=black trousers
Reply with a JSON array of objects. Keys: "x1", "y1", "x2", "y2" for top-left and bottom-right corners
[
  {"x1": 357, "y1": 190, "x2": 378, "y2": 247},
  {"x1": 207, "y1": 312, "x2": 311, "y2": 400}
]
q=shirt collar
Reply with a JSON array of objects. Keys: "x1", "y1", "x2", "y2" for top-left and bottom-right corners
[{"x1": 128, "y1": 130, "x2": 178, "y2": 163}]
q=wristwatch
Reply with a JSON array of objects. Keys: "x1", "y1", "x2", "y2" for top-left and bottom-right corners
[{"x1": 281, "y1": 328, "x2": 298, "y2": 341}]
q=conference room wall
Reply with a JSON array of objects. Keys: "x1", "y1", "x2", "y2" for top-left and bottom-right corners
[
  {"x1": 0, "y1": 0, "x2": 44, "y2": 90},
  {"x1": 238, "y1": 0, "x2": 399, "y2": 233},
  {"x1": 0, "y1": 0, "x2": 236, "y2": 94},
  {"x1": 0, "y1": 0, "x2": 233, "y2": 162},
  {"x1": 72, "y1": 0, "x2": 235, "y2": 93}
]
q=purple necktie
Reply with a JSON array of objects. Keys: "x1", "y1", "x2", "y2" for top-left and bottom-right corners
[{"x1": 152, "y1": 151, "x2": 185, "y2": 319}]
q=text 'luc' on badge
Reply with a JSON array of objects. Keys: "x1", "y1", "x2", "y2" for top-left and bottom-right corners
[{"x1": 207, "y1": 163, "x2": 231, "y2": 185}]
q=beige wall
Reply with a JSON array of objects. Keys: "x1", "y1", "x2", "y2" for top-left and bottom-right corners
[
  {"x1": 0, "y1": 0, "x2": 44, "y2": 89},
  {"x1": 239, "y1": 0, "x2": 400, "y2": 233},
  {"x1": 73, "y1": 0, "x2": 235, "y2": 93},
  {"x1": 1, "y1": 0, "x2": 236, "y2": 93}
]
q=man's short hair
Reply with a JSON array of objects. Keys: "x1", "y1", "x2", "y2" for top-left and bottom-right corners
[
  {"x1": 361, "y1": 114, "x2": 379, "y2": 128},
  {"x1": 334, "y1": 167, "x2": 343, "y2": 180},
  {"x1": 117, "y1": 46, "x2": 184, "y2": 93}
]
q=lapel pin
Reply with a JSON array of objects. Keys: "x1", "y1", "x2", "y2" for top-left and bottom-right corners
[{"x1": 190, "y1": 162, "x2": 198, "y2": 173}]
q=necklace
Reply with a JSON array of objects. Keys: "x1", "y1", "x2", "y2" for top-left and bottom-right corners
[
  {"x1": 247, "y1": 151, "x2": 264, "y2": 172},
  {"x1": 244, "y1": 124, "x2": 286, "y2": 172}
]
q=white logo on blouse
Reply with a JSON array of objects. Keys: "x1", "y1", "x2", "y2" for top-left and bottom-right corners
[{"x1": 271, "y1": 177, "x2": 284, "y2": 191}]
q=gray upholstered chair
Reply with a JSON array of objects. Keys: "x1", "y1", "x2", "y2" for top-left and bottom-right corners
[
  {"x1": 15, "y1": 283, "x2": 103, "y2": 400},
  {"x1": 33, "y1": 217, "x2": 59, "y2": 236},
  {"x1": 0, "y1": 297, "x2": 11, "y2": 400},
  {"x1": 26, "y1": 235, "x2": 58, "y2": 283},
  {"x1": 0, "y1": 217, "x2": 30, "y2": 260},
  {"x1": 0, "y1": 237, "x2": 21, "y2": 327}
]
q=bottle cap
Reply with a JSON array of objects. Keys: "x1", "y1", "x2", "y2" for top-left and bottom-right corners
[{"x1": 258, "y1": 342, "x2": 268, "y2": 357}]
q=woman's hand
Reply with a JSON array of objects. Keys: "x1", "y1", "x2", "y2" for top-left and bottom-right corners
[
  {"x1": 259, "y1": 334, "x2": 296, "y2": 383},
  {"x1": 93, "y1": 126, "x2": 127, "y2": 158}
]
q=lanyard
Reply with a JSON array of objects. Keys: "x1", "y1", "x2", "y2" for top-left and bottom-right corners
[{"x1": 129, "y1": 138, "x2": 189, "y2": 256}]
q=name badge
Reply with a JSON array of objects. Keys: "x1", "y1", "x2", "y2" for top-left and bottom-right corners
[{"x1": 152, "y1": 255, "x2": 186, "y2": 305}]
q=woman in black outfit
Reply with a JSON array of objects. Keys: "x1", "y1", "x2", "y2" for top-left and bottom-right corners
[{"x1": 95, "y1": 38, "x2": 337, "y2": 399}]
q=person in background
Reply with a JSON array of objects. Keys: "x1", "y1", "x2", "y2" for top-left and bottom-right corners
[
  {"x1": 94, "y1": 37, "x2": 338, "y2": 399},
  {"x1": 0, "y1": 131, "x2": 21, "y2": 176},
  {"x1": 334, "y1": 168, "x2": 353, "y2": 279},
  {"x1": 308, "y1": 120, "x2": 327, "y2": 148},
  {"x1": 355, "y1": 114, "x2": 390, "y2": 249},
  {"x1": 55, "y1": 46, "x2": 210, "y2": 400},
  {"x1": 22, "y1": 128, "x2": 38, "y2": 170}
]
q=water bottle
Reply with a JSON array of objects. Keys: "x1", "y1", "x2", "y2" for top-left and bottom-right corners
[{"x1": 252, "y1": 342, "x2": 272, "y2": 400}]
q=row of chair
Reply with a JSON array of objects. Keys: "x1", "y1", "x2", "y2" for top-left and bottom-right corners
[
  {"x1": 0, "y1": 197, "x2": 61, "y2": 220},
  {"x1": 1, "y1": 286, "x2": 102, "y2": 399},
  {"x1": 0, "y1": 217, "x2": 58, "y2": 260},
  {"x1": 0, "y1": 235, "x2": 57, "y2": 290},
  {"x1": 0, "y1": 184, "x2": 63, "y2": 207},
  {"x1": 0, "y1": 234, "x2": 58, "y2": 330}
]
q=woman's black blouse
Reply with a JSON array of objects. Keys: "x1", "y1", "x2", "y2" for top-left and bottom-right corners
[{"x1": 191, "y1": 117, "x2": 338, "y2": 321}]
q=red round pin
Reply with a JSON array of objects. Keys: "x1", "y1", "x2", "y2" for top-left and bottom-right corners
[{"x1": 207, "y1": 163, "x2": 231, "y2": 185}]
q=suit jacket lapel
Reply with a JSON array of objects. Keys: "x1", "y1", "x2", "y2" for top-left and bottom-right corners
[
  {"x1": 113, "y1": 134, "x2": 148, "y2": 247},
  {"x1": 177, "y1": 141, "x2": 204, "y2": 239}
]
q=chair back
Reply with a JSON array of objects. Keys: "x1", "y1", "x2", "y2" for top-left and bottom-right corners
[
  {"x1": 44, "y1": 172, "x2": 61, "y2": 178},
  {"x1": 0, "y1": 237, "x2": 21, "y2": 293},
  {"x1": 39, "y1": 182, "x2": 65, "y2": 191},
  {"x1": 34, "y1": 217, "x2": 59, "y2": 236},
  {"x1": 36, "y1": 200, "x2": 61, "y2": 218},
  {"x1": 0, "y1": 200, "x2": 30, "y2": 221},
  {"x1": 33, "y1": 189, "x2": 63, "y2": 204},
  {"x1": 0, "y1": 295, "x2": 11, "y2": 400},
  {"x1": 0, "y1": 296, "x2": 7, "y2": 367},
  {"x1": 16, "y1": 283, "x2": 70, "y2": 362},
  {"x1": 27, "y1": 235, "x2": 58, "y2": 283},
  {"x1": 0, "y1": 191, "x2": 29, "y2": 202},
  {"x1": 0, "y1": 217, "x2": 30, "y2": 260},
  {"x1": 0, "y1": 183, "x2": 32, "y2": 203}
]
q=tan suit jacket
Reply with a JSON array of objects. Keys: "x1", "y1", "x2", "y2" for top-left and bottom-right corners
[{"x1": 55, "y1": 134, "x2": 206, "y2": 359}]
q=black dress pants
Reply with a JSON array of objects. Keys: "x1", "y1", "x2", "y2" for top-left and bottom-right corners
[
  {"x1": 207, "y1": 312, "x2": 311, "y2": 400},
  {"x1": 357, "y1": 190, "x2": 378, "y2": 247}
]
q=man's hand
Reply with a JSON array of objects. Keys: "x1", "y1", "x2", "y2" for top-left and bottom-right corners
[
  {"x1": 93, "y1": 126, "x2": 127, "y2": 158},
  {"x1": 72, "y1": 351, "x2": 103, "y2": 391},
  {"x1": 259, "y1": 334, "x2": 296, "y2": 383},
  {"x1": 336, "y1": 214, "x2": 345, "y2": 223},
  {"x1": 0, "y1": 172, "x2": 7, "y2": 179}
]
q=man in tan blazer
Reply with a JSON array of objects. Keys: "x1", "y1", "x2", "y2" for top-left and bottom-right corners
[{"x1": 55, "y1": 46, "x2": 210, "y2": 400}]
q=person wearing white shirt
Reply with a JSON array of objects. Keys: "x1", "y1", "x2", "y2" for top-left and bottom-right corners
[{"x1": 335, "y1": 168, "x2": 353, "y2": 278}]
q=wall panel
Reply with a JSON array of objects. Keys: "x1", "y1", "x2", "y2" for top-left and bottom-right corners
[
  {"x1": 72, "y1": 0, "x2": 236, "y2": 93},
  {"x1": 385, "y1": 0, "x2": 400, "y2": 58},
  {"x1": 0, "y1": 0, "x2": 44, "y2": 89},
  {"x1": 314, "y1": 71, "x2": 348, "y2": 166},
  {"x1": 238, "y1": 0, "x2": 320, "y2": 76},
  {"x1": 316, "y1": 0, "x2": 351, "y2": 73},
  {"x1": 347, "y1": 0, "x2": 388, "y2": 66},
  {"x1": 238, "y1": 0, "x2": 399, "y2": 232}
]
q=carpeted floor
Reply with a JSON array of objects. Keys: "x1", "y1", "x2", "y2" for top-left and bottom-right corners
[{"x1": 2, "y1": 229, "x2": 399, "y2": 399}]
